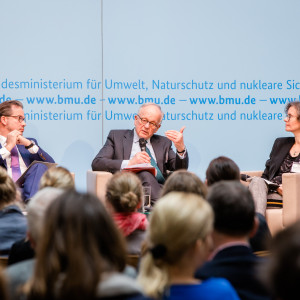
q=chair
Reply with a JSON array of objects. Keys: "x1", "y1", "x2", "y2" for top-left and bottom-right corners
[
  {"x1": 126, "y1": 254, "x2": 140, "y2": 270},
  {"x1": 0, "y1": 256, "x2": 8, "y2": 268},
  {"x1": 86, "y1": 170, "x2": 112, "y2": 202},
  {"x1": 241, "y1": 171, "x2": 300, "y2": 235}
]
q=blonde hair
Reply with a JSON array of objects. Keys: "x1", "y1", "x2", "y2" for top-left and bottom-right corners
[
  {"x1": 39, "y1": 166, "x2": 74, "y2": 190},
  {"x1": 0, "y1": 167, "x2": 17, "y2": 209},
  {"x1": 138, "y1": 192, "x2": 213, "y2": 298},
  {"x1": 105, "y1": 172, "x2": 143, "y2": 213},
  {"x1": 26, "y1": 187, "x2": 65, "y2": 243}
]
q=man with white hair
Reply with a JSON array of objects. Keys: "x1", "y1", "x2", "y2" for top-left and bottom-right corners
[{"x1": 92, "y1": 103, "x2": 189, "y2": 204}]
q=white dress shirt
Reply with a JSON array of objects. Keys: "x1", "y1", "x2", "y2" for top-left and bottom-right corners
[{"x1": 0, "y1": 135, "x2": 39, "y2": 177}]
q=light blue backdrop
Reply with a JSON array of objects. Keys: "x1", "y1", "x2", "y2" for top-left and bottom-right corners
[{"x1": 1, "y1": 0, "x2": 299, "y2": 190}]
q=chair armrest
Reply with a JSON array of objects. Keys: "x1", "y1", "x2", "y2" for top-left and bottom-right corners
[
  {"x1": 282, "y1": 172, "x2": 300, "y2": 227},
  {"x1": 240, "y1": 171, "x2": 263, "y2": 187},
  {"x1": 240, "y1": 171, "x2": 263, "y2": 177},
  {"x1": 86, "y1": 170, "x2": 112, "y2": 202}
]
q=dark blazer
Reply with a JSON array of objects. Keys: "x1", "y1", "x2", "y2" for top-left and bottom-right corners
[
  {"x1": 92, "y1": 129, "x2": 189, "y2": 178},
  {"x1": 0, "y1": 137, "x2": 55, "y2": 170},
  {"x1": 261, "y1": 137, "x2": 295, "y2": 180},
  {"x1": 195, "y1": 245, "x2": 271, "y2": 300}
]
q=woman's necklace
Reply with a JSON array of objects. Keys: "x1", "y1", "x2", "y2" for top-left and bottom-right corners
[{"x1": 292, "y1": 145, "x2": 300, "y2": 156}]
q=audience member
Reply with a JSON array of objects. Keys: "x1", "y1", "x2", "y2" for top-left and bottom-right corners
[
  {"x1": 205, "y1": 156, "x2": 240, "y2": 186},
  {"x1": 106, "y1": 172, "x2": 148, "y2": 255},
  {"x1": 195, "y1": 181, "x2": 271, "y2": 300},
  {"x1": 138, "y1": 192, "x2": 239, "y2": 300},
  {"x1": 39, "y1": 166, "x2": 75, "y2": 190},
  {"x1": 205, "y1": 156, "x2": 271, "y2": 252},
  {"x1": 160, "y1": 169, "x2": 207, "y2": 198},
  {"x1": 5, "y1": 188, "x2": 64, "y2": 299},
  {"x1": 23, "y1": 190, "x2": 146, "y2": 300},
  {"x1": 262, "y1": 220, "x2": 300, "y2": 300},
  {"x1": 0, "y1": 168, "x2": 27, "y2": 257},
  {"x1": 248, "y1": 101, "x2": 300, "y2": 216},
  {"x1": 7, "y1": 167, "x2": 74, "y2": 265}
]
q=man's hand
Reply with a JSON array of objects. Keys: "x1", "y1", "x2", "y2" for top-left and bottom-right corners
[
  {"x1": 165, "y1": 126, "x2": 186, "y2": 152},
  {"x1": 5, "y1": 130, "x2": 22, "y2": 152},
  {"x1": 17, "y1": 135, "x2": 32, "y2": 147},
  {"x1": 128, "y1": 151, "x2": 151, "y2": 166}
]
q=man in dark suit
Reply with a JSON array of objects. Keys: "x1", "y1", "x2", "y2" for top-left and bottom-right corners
[
  {"x1": 92, "y1": 103, "x2": 188, "y2": 204},
  {"x1": 0, "y1": 100, "x2": 55, "y2": 202},
  {"x1": 195, "y1": 181, "x2": 271, "y2": 300}
]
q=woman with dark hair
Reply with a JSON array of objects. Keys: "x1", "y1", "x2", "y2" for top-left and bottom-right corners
[
  {"x1": 205, "y1": 156, "x2": 240, "y2": 186},
  {"x1": 106, "y1": 172, "x2": 148, "y2": 255},
  {"x1": 24, "y1": 190, "x2": 146, "y2": 300},
  {"x1": 0, "y1": 168, "x2": 27, "y2": 256},
  {"x1": 249, "y1": 101, "x2": 300, "y2": 216},
  {"x1": 160, "y1": 169, "x2": 207, "y2": 198}
]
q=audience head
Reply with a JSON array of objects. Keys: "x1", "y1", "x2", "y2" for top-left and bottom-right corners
[
  {"x1": 27, "y1": 190, "x2": 126, "y2": 300},
  {"x1": 161, "y1": 170, "x2": 207, "y2": 198},
  {"x1": 263, "y1": 221, "x2": 300, "y2": 300},
  {"x1": 207, "y1": 181, "x2": 256, "y2": 237},
  {"x1": 26, "y1": 187, "x2": 65, "y2": 247},
  {"x1": 106, "y1": 172, "x2": 143, "y2": 213},
  {"x1": 39, "y1": 166, "x2": 75, "y2": 190},
  {"x1": 138, "y1": 192, "x2": 213, "y2": 298},
  {"x1": 206, "y1": 156, "x2": 240, "y2": 186},
  {"x1": 0, "y1": 167, "x2": 17, "y2": 210}
]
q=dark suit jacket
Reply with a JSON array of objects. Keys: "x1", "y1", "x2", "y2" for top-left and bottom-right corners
[
  {"x1": 195, "y1": 245, "x2": 271, "y2": 300},
  {"x1": 0, "y1": 137, "x2": 55, "y2": 170},
  {"x1": 92, "y1": 129, "x2": 188, "y2": 178},
  {"x1": 261, "y1": 137, "x2": 295, "y2": 180}
]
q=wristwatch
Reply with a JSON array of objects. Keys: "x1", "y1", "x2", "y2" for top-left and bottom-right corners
[
  {"x1": 177, "y1": 148, "x2": 186, "y2": 154},
  {"x1": 25, "y1": 141, "x2": 35, "y2": 149}
]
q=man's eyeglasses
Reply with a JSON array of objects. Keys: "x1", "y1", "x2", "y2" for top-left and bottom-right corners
[
  {"x1": 137, "y1": 114, "x2": 159, "y2": 129},
  {"x1": 3, "y1": 115, "x2": 26, "y2": 123},
  {"x1": 285, "y1": 114, "x2": 298, "y2": 121}
]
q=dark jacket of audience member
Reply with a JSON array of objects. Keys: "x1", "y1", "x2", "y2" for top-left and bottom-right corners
[
  {"x1": 195, "y1": 181, "x2": 271, "y2": 300},
  {"x1": 7, "y1": 238, "x2": 34, "y2": 266}
]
